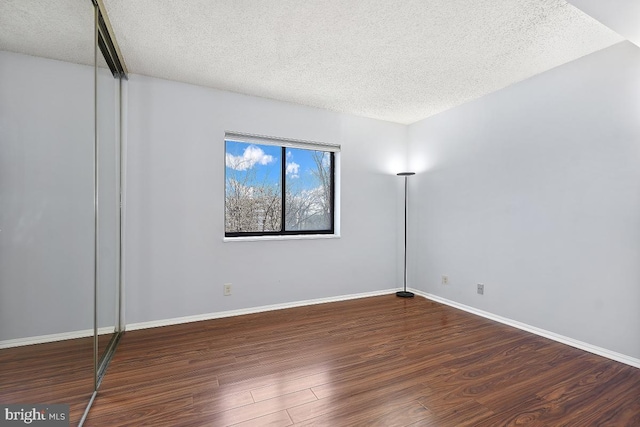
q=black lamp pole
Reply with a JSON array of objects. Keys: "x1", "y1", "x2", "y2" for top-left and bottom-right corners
[{"x1": 396, "y1": 172, "x2": 415, "y2": 298}]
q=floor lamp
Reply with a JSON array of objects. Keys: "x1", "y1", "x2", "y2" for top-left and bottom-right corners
[{"x1": 396, "y1": 172, "x2": 415, "y2": 298}]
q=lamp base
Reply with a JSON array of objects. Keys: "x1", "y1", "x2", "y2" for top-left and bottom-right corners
[{"x1": 396, "y1": 291, "x2": 415, "y2": 298}]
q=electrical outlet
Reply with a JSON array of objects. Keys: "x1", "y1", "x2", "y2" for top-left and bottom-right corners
[
  {"x1": 477, "y1": 284, "x2": 484, "y2": 295},
  {"x1": 442, "y1": 275, "x2": 449, "y2": 285},
  {"x1": 223, "y1": 283, "x2": 232, "y2": 296}
]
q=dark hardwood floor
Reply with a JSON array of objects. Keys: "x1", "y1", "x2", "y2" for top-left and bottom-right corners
[
  {"x1": 2, "y1": 295, "x2": 638, "y2": 426},
  {"x1": 0, "y1": 333, "x2": 115, "y2": 426},
  {"x1": 83, "y1": 295, "x2": 639, "y2": 426},
  {"x1": 0, "y1": 337, "x2": 94, "y2": 426}
]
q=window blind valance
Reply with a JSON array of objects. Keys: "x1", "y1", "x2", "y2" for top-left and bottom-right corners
[{"x1": 225, "y1": 131, "x2": 340, "y2": 152}]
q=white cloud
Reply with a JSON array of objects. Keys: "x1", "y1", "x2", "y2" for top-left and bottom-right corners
[
  {"x1": 286, "y1": 162, "x2": 300, "y2": 178},
  {"x1": 226, "y1": 145, "x2": 274, "y2": 171}
]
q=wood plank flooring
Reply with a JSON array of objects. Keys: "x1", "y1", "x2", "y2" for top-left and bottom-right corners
[
  {"x1": 2, "y1": 296, "x2": 638, "y2": 426},
  {"x1": 0, "y1": 333, "x2": 118, "y2": 426},
  {"x1": 0, "y1": 336, "x2": 95, "y2": 426},
  {"x1": 82, "y1": 295, "x2": 640, "y2": 426}
]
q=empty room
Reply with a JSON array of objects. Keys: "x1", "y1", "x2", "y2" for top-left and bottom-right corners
[{"x1": 1, "y1": 0, "x2": 639, "y2": 426}]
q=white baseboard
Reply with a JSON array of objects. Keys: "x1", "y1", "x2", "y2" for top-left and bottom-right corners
[
  {"x1": 0, "y1": 327, "x2": 118, "y2": 349},
  {"x1": 3, "y1": 290, "x2": 397, "y2": 348},
  {"x1": 126, "y1": 289, "x2": 398, "y2": 331},
  {"x1": 7, "y1": 288, "x2": 636, "y2": 370},
  {"x1": 411, "y1": 289, "x2": 640, "y2": 369}
]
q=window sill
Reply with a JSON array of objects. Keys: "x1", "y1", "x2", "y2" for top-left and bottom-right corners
[{"x1": 223, "y1": 233, "x2": 340, "y2": 243}]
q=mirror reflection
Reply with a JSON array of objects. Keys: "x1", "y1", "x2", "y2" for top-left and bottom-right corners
[
  {"x1": 0, "y1": 1, "x2": 125, "y2": 424},
  {"x1": 96, "y1": 41, "x2": 121, "y2": 373}
]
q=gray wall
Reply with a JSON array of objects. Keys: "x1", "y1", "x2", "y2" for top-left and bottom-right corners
[
  {"x1": 407, "y1": 41, "x2": 640, "y2": 359},
  {"x1": 123, "y1": 74, "x2": 407, "y2": 325},
  {"x1": 0, "y1": 51, "x2": 94, "y2": 340},
  {"x1": 0, "y1": 50, "x2": 408, "y2": 341},
  {"x1": 566, "y1": 0, "x2": 640, "y2": 47},
  {"x1": 4, "y1": 41, "x2": 638, "y2": 364}
]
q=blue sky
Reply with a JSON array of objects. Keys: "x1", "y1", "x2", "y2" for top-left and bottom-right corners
[{"x1": 225, "y1": 140, "x2": 327, "y2": 191}]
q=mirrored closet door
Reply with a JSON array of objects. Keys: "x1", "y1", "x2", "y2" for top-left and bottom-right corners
[
  {"x1": 95, "y1": 2, "x2": 126, "y2": 387},
  {"x1": 0, "y1": 1, "x2": 126, "y2": 424}
]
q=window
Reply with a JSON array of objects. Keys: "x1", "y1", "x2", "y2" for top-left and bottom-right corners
[{"x1": 225, "y1": 132, "x2": 338, "y2": 237}]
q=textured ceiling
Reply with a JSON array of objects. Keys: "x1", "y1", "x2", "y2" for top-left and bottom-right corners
[
  {"x1": 0, "y1": 0, "x2": 95, "y2": 67},
  {"x1": 1, "y1": 1, "x2": 625, "y2": 124},
  {"x1": 566, "y1": 0, "x2": 640, "y2": 47}
]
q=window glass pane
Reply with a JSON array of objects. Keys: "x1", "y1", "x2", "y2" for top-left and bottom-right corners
[
  {"x1": 285, "y1": 148, "x2": 332, "y2": 231},
  {"x1": 225, "y1": 141, "x2": 282, "y2": 233}
]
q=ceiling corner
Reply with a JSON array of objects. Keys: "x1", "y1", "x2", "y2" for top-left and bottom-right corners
[{"x1": 566, "y1": 0, "x2": 640, "y2": 47}]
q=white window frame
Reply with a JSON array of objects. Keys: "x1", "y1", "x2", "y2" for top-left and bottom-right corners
[{"x1": 223, "y1": 131, "x2": 341, "y2": 241}]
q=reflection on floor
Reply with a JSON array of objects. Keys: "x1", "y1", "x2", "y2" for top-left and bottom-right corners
[
  {"x1": 1, "y1": 337, "x2": 93, "y2": 426},
  {"x1": 0, "y1": 334, "x2": 112, "y2": 427},
  {"x1": 82, "y1": 295, "x2": 640, "y2": 426}
]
